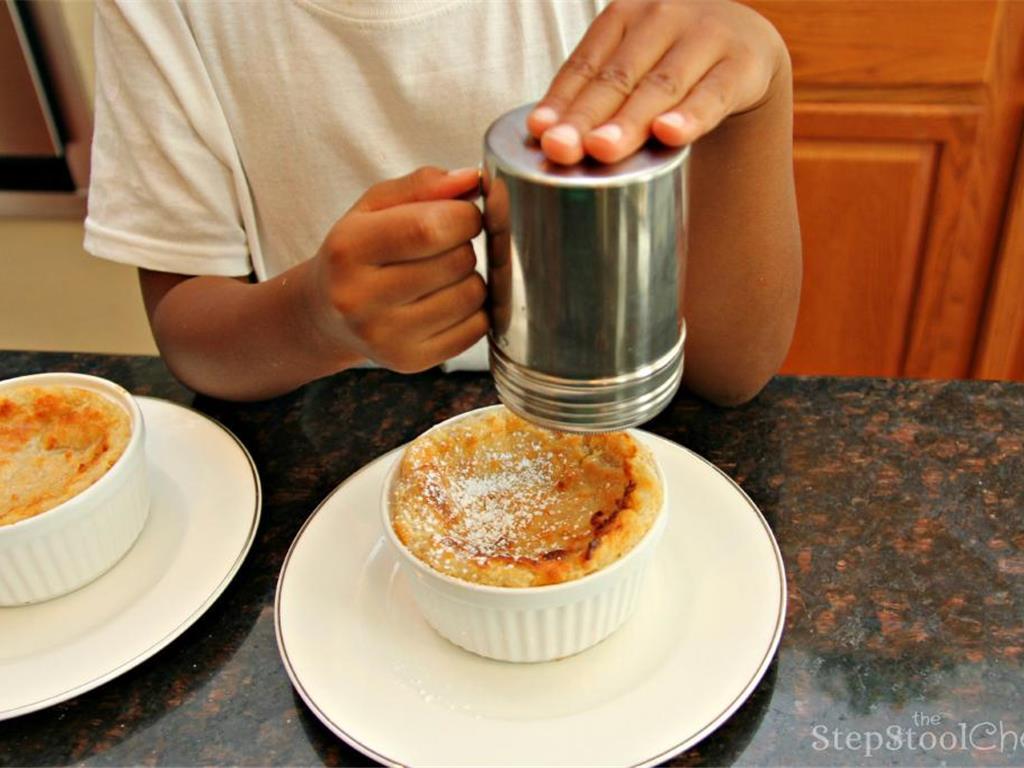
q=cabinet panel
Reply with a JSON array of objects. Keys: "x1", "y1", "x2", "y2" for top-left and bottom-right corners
[
  {"x1": 974, "y1": 134, "x2": 1024, "y2": 379},
  {"x1": 903, "y1": 1, "x2": 1024, "y2": 378},
  {"x1": 790, "y1": 102, "x2": 1000, "y2": 379},
  {"x1": 751, "y1": 0, "x2": 1023, "y2": 380},
  {"x1": 783, "y1": 141, "x2": 935, "y2": 376},
  {"x1": 746, "y1": 1, "x2": 997, "y2": 89}
]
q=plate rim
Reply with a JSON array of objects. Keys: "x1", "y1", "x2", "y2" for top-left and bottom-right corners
[
  {"x1": 275, "y1": 430, "x2": 787, "y2": 768},
  {"x1": 0, "y1": 396, "x2": 262, "y2": 721}
]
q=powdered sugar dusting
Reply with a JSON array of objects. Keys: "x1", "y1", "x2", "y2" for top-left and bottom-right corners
[
  {"x1": 391, "y1": 410, "x2": 637, "y2": 582},
  {"x1": 420, "y1": 451, "x2": 556, "y2": 558}
]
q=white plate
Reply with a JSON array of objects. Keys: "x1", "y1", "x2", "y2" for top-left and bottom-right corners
[
  {"x1": 276, "y1": 431, "x2": 785, "y2": 767},
  {"x1": 0, "y1": 397, "x2": 260, "y2": 720}
]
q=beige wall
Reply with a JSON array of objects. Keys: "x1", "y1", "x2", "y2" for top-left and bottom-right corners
[
  {"x1": 0, "y1": 220, "x2": 157, "y2": 355},
  {"x1": 59, "y1": 0, "x2": 95, "y2": 101},
  {"x1": 2, "y1": 0, "x2": 157, "y2": 356}
]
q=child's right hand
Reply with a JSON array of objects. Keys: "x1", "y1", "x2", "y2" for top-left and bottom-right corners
[{"x1": 307, "y1": 166, "x2": 487, "y2": 373}]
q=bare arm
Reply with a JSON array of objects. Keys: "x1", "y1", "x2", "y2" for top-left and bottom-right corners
[
  {"x1": 139, "y1": 167, "x2": 487, "y2": 401},
  {"x1": 139, "y1": 263, "x2": 353, "y2": 402},
  {"x1": 684, "y1": 57, "x2": 800, "y2": 405}
]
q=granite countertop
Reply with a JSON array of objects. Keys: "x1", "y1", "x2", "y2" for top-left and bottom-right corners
[{"x1": 1, "y1": 351, "x2": 1022, "y2": 767}]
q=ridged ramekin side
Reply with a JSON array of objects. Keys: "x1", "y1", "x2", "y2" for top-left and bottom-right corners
[
  {"x1": 400, "y1": 545, "x2": 654, "y2": 663},
  {"x1": 0, "y1": 373, "x2": 151, "y2": 606},
  {"x1": 0, "y1": 445, "x2": 149, "y2": 606}
]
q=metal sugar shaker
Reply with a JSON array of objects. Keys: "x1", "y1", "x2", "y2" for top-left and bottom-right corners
[{"x1": 483, "y1": 103, "x2": 689, "y2": 433}]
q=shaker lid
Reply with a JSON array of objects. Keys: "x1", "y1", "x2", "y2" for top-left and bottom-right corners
[{"x1": 484, "y1": 103, "x2": 689, "y2": 188}]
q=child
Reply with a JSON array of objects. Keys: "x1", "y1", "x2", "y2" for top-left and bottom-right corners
[{"x1": 85, "y1": 0, "x2": 801, "y2": 405}]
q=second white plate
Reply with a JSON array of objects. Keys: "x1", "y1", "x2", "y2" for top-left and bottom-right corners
[
  {"x1": 277, "y1": 431, "x2": 785, "y2": 767},
  {"x1": 0, "y1": 397, "x2": 261, "y2": 720}
]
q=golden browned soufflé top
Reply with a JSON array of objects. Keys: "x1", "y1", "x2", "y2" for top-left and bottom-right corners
[
  {"x1": 389, "y1": 408, "x2": 662, "y2": 587},
  {"x1": 0, "y1": 385, "x2": 131, "y2": 526}
]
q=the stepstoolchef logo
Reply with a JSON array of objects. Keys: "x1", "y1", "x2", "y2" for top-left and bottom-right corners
[{"x1": 811, "y1": 711, "x2": 1024, "y2": 757}]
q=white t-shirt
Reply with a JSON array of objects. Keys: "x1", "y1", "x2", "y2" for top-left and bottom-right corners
[{"x1": 84, "y1": 0, "x2": 602, "y2": 370}]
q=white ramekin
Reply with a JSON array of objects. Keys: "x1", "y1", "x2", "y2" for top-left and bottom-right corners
[
  {"x1": 381, "y1": 406, "x2": 667, "y2": 663},
  {"x1": 0, "y1": 372, "x2": 150, "y2": 606}
]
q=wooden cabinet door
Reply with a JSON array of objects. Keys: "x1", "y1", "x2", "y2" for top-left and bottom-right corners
[
  {"x1": 784, "y1": 141, "x2": 934, "y2": 376},
  {"x1": 782, "y1": 102, "x2": 982, "y2": 376},
  {"x1": 975, "y1": 136, "x2": 1024, "y2": 380},
  {"x1": 745, "y1": 0, "x2": 1023, "y2": 379}
]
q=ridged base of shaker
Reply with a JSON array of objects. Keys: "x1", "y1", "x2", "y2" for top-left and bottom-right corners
[{"x1": 489, "y1": 325, "x2": 685, "y2": 433}]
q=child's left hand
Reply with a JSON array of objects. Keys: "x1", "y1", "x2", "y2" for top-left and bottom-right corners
[{"x1": 527, "y1": 0, "x2": 788, "y2": 164}]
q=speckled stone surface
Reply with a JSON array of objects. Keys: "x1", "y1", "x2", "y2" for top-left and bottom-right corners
[{"x1": 1, "y1": 352, "x2": 1022, "y2": 767}]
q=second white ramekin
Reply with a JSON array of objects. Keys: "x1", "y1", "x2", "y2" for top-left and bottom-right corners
[
  {"x1": 381, "y1": 406, "x2": 667, "y2": 663},
  {"x1": 0, "y1": 373, "x2": 151, "y2": 606}
]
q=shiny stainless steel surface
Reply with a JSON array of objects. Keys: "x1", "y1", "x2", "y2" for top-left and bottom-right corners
[{"x1": 483, "y1": 103, "x2": 689, "y2": 432}]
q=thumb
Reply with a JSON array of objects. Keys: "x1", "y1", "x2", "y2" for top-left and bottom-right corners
[{"x1": 355, "y1": 166, "x2": 480, "y2": 212}]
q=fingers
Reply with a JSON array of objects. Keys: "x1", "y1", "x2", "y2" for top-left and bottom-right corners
[
  {"x1": 370, "y1": 277, "x2": 489, "y2": 373},
  {"x1": 584, "y1": 39, "x2": 725, "y2": 163},
  {"x1": 651, "y1": 59, "x2": 742, "y2": 147},
  {"x1": 356, "y1": 166, "x2": 480, "y2": 212},
  {"x1": 373, "y1": 244, "x2": 478, "y2": 305},
  {"x1": 418, "y1": 310, "x2": 489, "y2": 370},
  {"x1": 395, "y1": 272, "x2": 487, "y2": 339},
  {"x1": 529, "y1": 1, "x2": 781, "y2": 165},
  {"x1": 526, "y1": 4, "x2": 626, "y2": 138},
  {"x1": 538, "y1": 12, "x2": 680, "y2": 164},
  {"x1": 340, "y1": 199, "x2": 482, "y2": 265},
  {"x1": 323, "y1": 166, "x2": 489, "y2": 372}
]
